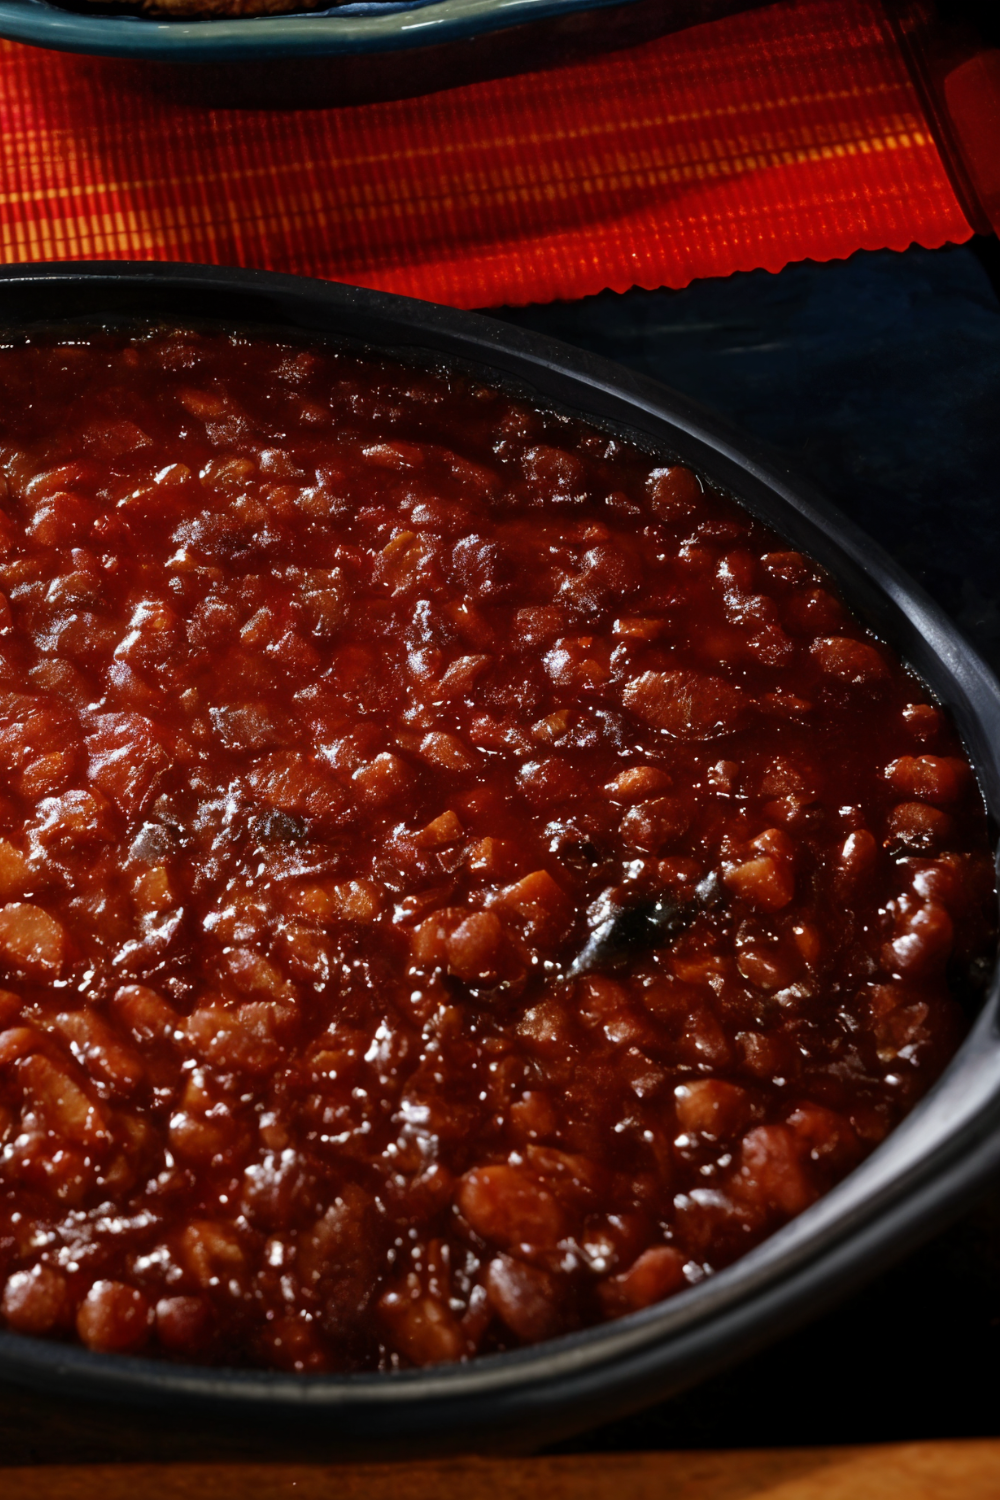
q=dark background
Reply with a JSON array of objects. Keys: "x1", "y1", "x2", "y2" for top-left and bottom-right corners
[{"x1": 1, "y1": 236, "x2": 997, "y2": 1464}]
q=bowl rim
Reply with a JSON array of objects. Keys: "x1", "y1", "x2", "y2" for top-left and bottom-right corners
[
  {"x1": 0, "y1": 0, "x2": 630, "y2": 61},
  {"x1": 0, "y1": 259, "x2": 998, "y2": 1445}
]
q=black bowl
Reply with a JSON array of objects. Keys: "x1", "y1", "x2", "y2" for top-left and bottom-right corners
[{"x1": 0, "y1": 260, "x2": 998, "y2": 1454}]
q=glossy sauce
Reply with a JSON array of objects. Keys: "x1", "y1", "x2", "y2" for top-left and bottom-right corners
[{"x1": 0, "y1": 328, "x2": 993, "y2": 1372}]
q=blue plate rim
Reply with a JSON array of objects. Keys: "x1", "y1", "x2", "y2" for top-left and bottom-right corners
[{"x1": 0, "y1": 0, "x2": 632, "y2": 60}]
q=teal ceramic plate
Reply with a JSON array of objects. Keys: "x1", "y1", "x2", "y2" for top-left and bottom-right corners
[
  {"x1": 0, "y1": 0, "x2": 763, "y2": 109},
  {"x1": 0, "y1": 0, "x2": 646, "y2": 61}
]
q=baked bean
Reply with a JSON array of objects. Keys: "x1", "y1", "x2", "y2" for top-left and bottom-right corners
[
  {"x1": 379, "y1": 1275, "x2": 465, "y2": 1366},
  {"x1": 603, "y1": 766, "x2": 673, "y2": 803},
  {"x1": 2, "y1": 1265, "x2": 71, "y2": 1334},
  {"x1": 885, "y1": 755, "x2": 969, "y2": 806},
  {"x1": 155, "y1": 1295, "x2": 214, "y2": 1356},
  {"x1": 811, "y1": 636, "x2": 889, "y2": 683},
  {"x1": 457, "y1": 1164, "x2": 567, "y2": 1250},
  {"x1": 886, "y1": 802, "x2": 957, "y2": 854},
  {"x1": 445, "y1": 911, "x2": 506, "y2": 984},
  {"x1": 77, "y1": 1281, "x2": 151, "y2": 1353},
  {"x1": 646, "y1": 466, "x2": 701, "y2": 522},
  {"x1": 485, "y1": 1254, "x2": 564, "y2": 1342},
  {"x1": 0, "y1": 904, "x2": 68, "y2": 977},
  {"x1": 598, "y1": 1246, "x2": 687, "y2": 1315},
  {"x1": 902, "y1": 703, "x2": 942, "y2": 742},
  {"x1": 735, "y1": 1125, "x2": 815, "y2": 1216},
  {"x1": 623, "y1": 669, "x2": 749, "y2": 739},
  {"x1": 620, "y1": 797, "x2": 691, "y2": 853},
  {"x1": 675, "y1": 1080, "x2": 751, "y2": 1140}
]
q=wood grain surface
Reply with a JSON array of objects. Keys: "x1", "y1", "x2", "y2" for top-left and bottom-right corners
[{"x1": 4, "y1": 1443, "x2": 1000, "y2": 1500}]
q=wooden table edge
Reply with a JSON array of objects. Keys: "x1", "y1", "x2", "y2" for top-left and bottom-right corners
[{"x1": 3, "y1": 1438, "x2": 1000, "y2": 1499}]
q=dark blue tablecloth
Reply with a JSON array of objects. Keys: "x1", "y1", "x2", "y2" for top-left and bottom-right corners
[{"x1": 494, "y1": 240, "x2": 1000, "y2": 1449}]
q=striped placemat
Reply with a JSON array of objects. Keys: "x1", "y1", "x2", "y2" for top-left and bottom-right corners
[{"x1": 0, "y1": 0, "x2": 973, "y2": 308}]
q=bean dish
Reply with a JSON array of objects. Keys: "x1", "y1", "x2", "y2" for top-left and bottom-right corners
[{"x1": 0, "y1": 327, "x2": 993, "y2": 1373}]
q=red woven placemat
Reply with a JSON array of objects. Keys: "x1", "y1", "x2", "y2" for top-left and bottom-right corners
[{"x1": 0, "y1": 0, "x2": 972, "y2": 307}]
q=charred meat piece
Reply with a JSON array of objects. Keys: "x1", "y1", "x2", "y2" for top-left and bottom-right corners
[{"x1": 566, "y1": 872, "x2": 724, "y2": 978}]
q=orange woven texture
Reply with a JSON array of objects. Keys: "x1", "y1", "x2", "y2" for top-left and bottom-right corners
[{"x1": 0, "y1": 0, "x2": 972, "y2": 307}]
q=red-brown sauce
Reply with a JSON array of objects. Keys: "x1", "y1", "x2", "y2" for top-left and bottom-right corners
[{"x1": 0, "y1": 328, "x2": 993, "y2": 1372}]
